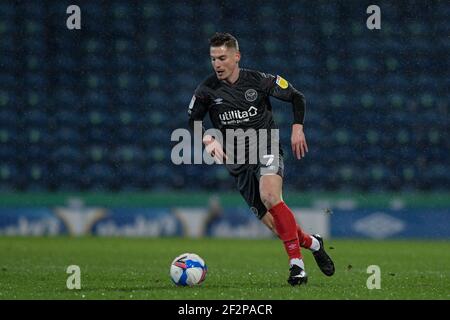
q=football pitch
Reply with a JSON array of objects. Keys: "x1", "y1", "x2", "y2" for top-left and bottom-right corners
[{"x1": 0, "y1": 237, "x2": 448, "y2": 300}]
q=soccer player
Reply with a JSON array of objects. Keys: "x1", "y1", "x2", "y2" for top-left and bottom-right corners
[{"x1": 188, "y1": 32, "x2": 334, "y2": 286}]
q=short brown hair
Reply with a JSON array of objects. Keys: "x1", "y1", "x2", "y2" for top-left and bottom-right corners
[{"x1": 209, "y1": 32, "x2": 239, "y2": 51}]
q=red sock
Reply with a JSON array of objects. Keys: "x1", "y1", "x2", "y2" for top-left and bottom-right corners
[
  {"x1": 269, "y1": 201, "x2": 302, "y2": 260},
  {"x1": 297, "y1": 224, "x2": 313, "y2": 249}
]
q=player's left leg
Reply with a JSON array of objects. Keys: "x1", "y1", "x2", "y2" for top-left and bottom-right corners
[
  {"x1": 259, "y1": 174, "x2": 304, "y2": 263},
  {"x1": 261, "y1": 212, "x2": 318, "y2": 250},
  {"x1": 261, "y1": 212, "x2": 335, "y2": 276}
]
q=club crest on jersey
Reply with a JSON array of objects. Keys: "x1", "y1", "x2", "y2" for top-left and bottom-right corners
[
  {"x1": 276, "y1": 75, "x2": 289, "y2": 89},
  {"x1": 245, "y1": 89, "x2": 258, "y2": 102}
]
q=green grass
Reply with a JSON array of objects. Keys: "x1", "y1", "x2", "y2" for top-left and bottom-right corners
[{"x1": 0, "y1": 237, "x2": 449, "y2": 300}]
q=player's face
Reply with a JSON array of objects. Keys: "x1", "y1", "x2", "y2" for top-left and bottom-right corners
[{"x1": 210, "y1": 46, "x2": 240, "y2": 81}]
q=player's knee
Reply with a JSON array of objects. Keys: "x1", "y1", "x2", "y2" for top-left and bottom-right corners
[{"x1": 260, "y1": 192, "x2": 281, "y2": 210}]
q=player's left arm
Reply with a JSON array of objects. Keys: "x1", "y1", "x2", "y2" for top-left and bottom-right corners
[{"x1": 263, "y1": 74, "x2": 308, "y2": 159}]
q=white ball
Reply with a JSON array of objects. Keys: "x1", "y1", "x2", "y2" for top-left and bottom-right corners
[{"x1": 170, "y1": 253, "x2": 207, "y2": 286}]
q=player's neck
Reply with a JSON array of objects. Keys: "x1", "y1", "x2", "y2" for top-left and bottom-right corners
[{"x1": 224, "y1": 67, "x2": 240, "y2": 85}]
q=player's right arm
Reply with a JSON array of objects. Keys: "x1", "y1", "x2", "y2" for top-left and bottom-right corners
[
  {"x1": 187, "y1": 87, "x2": 227, "y2": 163},
  {"x1": 187, "y1": 87, "x2": 209, "y2": 134}
]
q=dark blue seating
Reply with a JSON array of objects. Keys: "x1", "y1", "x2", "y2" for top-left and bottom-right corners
[{"x1": 0, "y1": 0, "x2": 447, "y2": 191}]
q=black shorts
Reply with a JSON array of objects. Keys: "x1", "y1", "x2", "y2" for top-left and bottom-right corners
[{"x1": 233, "y1": 155, "x2": 284, "y2": 220}]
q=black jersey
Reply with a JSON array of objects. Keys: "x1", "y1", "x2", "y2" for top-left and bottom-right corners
[
  {"x1": 188, "y1": 68, "x2": 306, "y2": 175},
  {"x1": 188, "y1": 68, "x2": 305, "y2": 131}
]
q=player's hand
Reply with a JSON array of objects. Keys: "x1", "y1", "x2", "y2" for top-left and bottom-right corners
[
  {"x1": 203, "y1": 135, "x2": 228, "y2": 164},
  {"x1": 291, "y1": 124, "x2": 308, "y2": 160}
]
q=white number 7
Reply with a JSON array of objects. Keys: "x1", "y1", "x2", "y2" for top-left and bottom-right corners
[{"x1": 263, "y1": 154, "x2": 274, "y2": 166}]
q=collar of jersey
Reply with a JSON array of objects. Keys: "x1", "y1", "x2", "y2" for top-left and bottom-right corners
[{"x1": 221, "y1": 68, "x2": 242, "y2": 87}]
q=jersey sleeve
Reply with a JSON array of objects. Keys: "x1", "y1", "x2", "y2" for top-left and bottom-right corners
[
  {"x1": 260, "y1": 73, "x2": 306, "y2": 125},
  {"x1": 188, "y1": 85, "x2": 210, "y2": 132}
]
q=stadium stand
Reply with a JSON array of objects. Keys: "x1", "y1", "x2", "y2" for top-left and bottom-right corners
[{"x1": 0, "y1": 1, "x2": 448, "y2": 192}]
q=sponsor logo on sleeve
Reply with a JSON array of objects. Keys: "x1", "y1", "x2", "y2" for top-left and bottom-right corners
[
  {"x1": 276, "y1": 75, "x2": 289, "y2": 89},
  {"x1": 188, "y1": 95, "x2": 196, "y2": 111}
]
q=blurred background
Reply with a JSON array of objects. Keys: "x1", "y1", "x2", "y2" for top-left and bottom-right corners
[{"x1": 0, "y1": 0, "x2": 448, "y2": 239}]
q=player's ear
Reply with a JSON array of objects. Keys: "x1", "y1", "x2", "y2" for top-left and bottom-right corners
[{"x1": 235, "y1": 51, "x2": 241, "y2": 64}]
